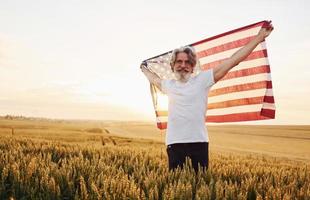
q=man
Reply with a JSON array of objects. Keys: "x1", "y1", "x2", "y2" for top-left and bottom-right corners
[{"x1": 141, "y1": 21, "x2": 274, "y2": 171}]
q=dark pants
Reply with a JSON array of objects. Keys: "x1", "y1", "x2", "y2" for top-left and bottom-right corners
[{"x1": 166, "y1": 142, "x2": 209, "y2": 172}]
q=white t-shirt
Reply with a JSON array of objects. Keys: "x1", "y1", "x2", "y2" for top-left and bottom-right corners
[{"x1": 161, "y1": 69, "x2": 215, "y2": 145}]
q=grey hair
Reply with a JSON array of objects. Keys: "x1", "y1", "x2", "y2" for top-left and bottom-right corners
[{"x1": 169, "y1": 46, "x2": 197, "y2": 71}]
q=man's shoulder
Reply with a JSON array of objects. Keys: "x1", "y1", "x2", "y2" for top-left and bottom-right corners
[
  {"x1": 162, "y1": 78, "x2": 175, "y2": 84},
  {"x1": 195, "y1": 69, "x2": 214, "y2": 79},
  {"x1": 161, "y1": 79, "x2": 175, "y2": 93},
  {"x1": 190, "y1": 69, "x2": 215, "y2": 88}
]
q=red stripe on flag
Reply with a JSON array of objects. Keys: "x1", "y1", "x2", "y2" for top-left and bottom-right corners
[
  {"x1": 264, "y1": 96, "x2": 274, "y2": 103},
  {"x1": 261, "y1": 108, "x2": 275, "y2": 118},
  {"x1": 206, "y1": 109, "x2": 275, "y2": 122},
  {"x1": 221, "y1": 65, "x2": 270, "y2": 81},
  {"x1": 157, "y1": 122, "x2": 167, "y2": 129},
  {"x1": 266, "y1": 81, "x2": 272, "y2": 88},
  {"x1": 209, "y1": 81, "x2": 272, "y2": 97},
  {"x1": 196, "y1": 36, "x2": 256, "y2": 59},
  {"x1": 201, "y1": 49, "x2": 268, "y2": 70},
  {"x1": 208, "y1": 96, "x2": 264, "y2": 109}
]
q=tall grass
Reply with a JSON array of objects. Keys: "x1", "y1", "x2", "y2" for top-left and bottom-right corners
[{"x1": 0, "y1": 136, "x2": 309, "y2": 199}]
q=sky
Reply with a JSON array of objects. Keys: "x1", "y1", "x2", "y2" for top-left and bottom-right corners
[{"x1": 0, "y1": 0, "x2": 309, "y2": 124}]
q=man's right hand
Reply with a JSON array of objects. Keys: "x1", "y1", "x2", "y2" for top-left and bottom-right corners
[{"x1": 140, "y1": 61, "x2": 148, "y2": 70}]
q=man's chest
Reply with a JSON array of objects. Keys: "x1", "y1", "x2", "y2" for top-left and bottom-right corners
[{"x1": 168, "y1": 85, "x2": 206, "y2": 104}]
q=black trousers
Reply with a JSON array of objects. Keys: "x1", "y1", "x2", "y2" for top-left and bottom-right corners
[{"x1": 166, "y1": 142, "x2": 209, "y2": 172}]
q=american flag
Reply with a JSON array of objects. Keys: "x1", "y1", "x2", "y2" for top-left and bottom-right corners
[{"x1": 144, "y1": 21, "x2": 275, "y2": 129}]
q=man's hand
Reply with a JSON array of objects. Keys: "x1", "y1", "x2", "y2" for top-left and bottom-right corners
[
  {"x1": 140, "y1": 61, "x2": 148, "y2": 70},
  {"x1": 257, "y1": 21, "x2": 274, "y2": 41}
]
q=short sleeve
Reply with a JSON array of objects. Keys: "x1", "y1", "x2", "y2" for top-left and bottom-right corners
[{"x1": 198, "y1": 69, "x2": 215, "y2": 88}]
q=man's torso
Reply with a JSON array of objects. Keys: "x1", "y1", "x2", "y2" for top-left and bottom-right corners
[{"x1": 161, "y1": 69, "x2": 215, "y2": 145}]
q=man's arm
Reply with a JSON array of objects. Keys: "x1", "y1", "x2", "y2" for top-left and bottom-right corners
[
  {"x1": 140, "y1": 63, "x2": 163, "y2": 90},
  {"x1": 213, "y1": 21, "x2": 274, "y2": 83}
]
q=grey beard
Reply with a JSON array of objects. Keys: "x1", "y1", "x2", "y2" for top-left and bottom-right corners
[{"x1": 175, "y1": 71, "x2": 191, "y2": 82}]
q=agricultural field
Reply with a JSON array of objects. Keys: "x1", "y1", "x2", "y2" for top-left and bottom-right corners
[{"x1": 0, "y1": 117, "x2": 309, "y2": 199}]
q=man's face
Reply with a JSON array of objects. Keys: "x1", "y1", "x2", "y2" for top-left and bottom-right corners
[{"x1": 173, "y1": 52, "x2": 194, "y2": 82}]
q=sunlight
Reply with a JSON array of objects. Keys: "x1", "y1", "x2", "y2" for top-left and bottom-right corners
[{"x1": 156, "y1": 92, "x2": 169, "y2": 111}]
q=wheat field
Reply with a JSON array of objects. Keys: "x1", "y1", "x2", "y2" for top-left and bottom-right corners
[{"x1": 0, "y1": 117, "x2": 309, "y2": 199}]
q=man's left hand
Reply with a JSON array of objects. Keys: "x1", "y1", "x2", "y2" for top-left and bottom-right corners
[{"x1": 258, "y1": 20, "x2": 274, "y2": 40}]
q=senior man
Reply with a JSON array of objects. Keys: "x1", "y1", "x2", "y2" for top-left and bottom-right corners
[{"x1": 141, "y1": 22, "x2": 273, "y2": 171}]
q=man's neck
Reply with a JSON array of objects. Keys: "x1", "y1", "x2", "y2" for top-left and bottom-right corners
[{"x1": 178, "y1": 78, "x2": 189, "y2": 83}]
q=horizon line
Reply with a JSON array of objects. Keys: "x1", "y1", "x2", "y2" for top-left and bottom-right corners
[{"x1": 1, "y1": 114, "x2": 309, "y2": 126}]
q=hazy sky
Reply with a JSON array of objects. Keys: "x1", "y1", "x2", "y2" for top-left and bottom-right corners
[{"x1": 0, "y1": 0, "x2": 309, "y2": 124}]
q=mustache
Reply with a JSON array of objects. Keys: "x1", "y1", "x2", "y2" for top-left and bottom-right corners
[{"x1": 176, "y1": 69, "x2": 191, "y2": 73}]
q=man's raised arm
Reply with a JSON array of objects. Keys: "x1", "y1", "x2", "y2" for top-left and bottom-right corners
[
  {"x1": 140, "y1": 62, "x2": 163, "y2": 91},
  {"x1": 213, "y1": 21, "x2": 274, "y2": 83}
]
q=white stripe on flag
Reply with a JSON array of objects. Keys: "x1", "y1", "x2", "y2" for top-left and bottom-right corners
[
  {"x1": 262, "y1": 103, "x2": 276, "y2": 110},
  {"x1": 229, "y1": 57, "x2": 269, "y2": 72},
  {"x1": 211, "y1": 73, "x2": 271, "y2": 90},
  {"x1": 207, "y1": 104, "x2": 263, "y2": 115},
  {"x1": 199, "y1": 44, "x2": 265, "y2": 65},
  {"x1": 208, "y1": 88, "x2": 267, "y2": 103},
  {"x1": 157, "y1": 116, "x2": 168, "y2": 122}
]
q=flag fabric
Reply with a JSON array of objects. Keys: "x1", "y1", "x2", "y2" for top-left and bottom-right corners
[{"x1": 144, "y1": 20, "x2": 275, "y2": 130}]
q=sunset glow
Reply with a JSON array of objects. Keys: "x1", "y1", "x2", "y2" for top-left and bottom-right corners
[{"x1": 0, "y1": 0, "x2": 309, "y2": 124}]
